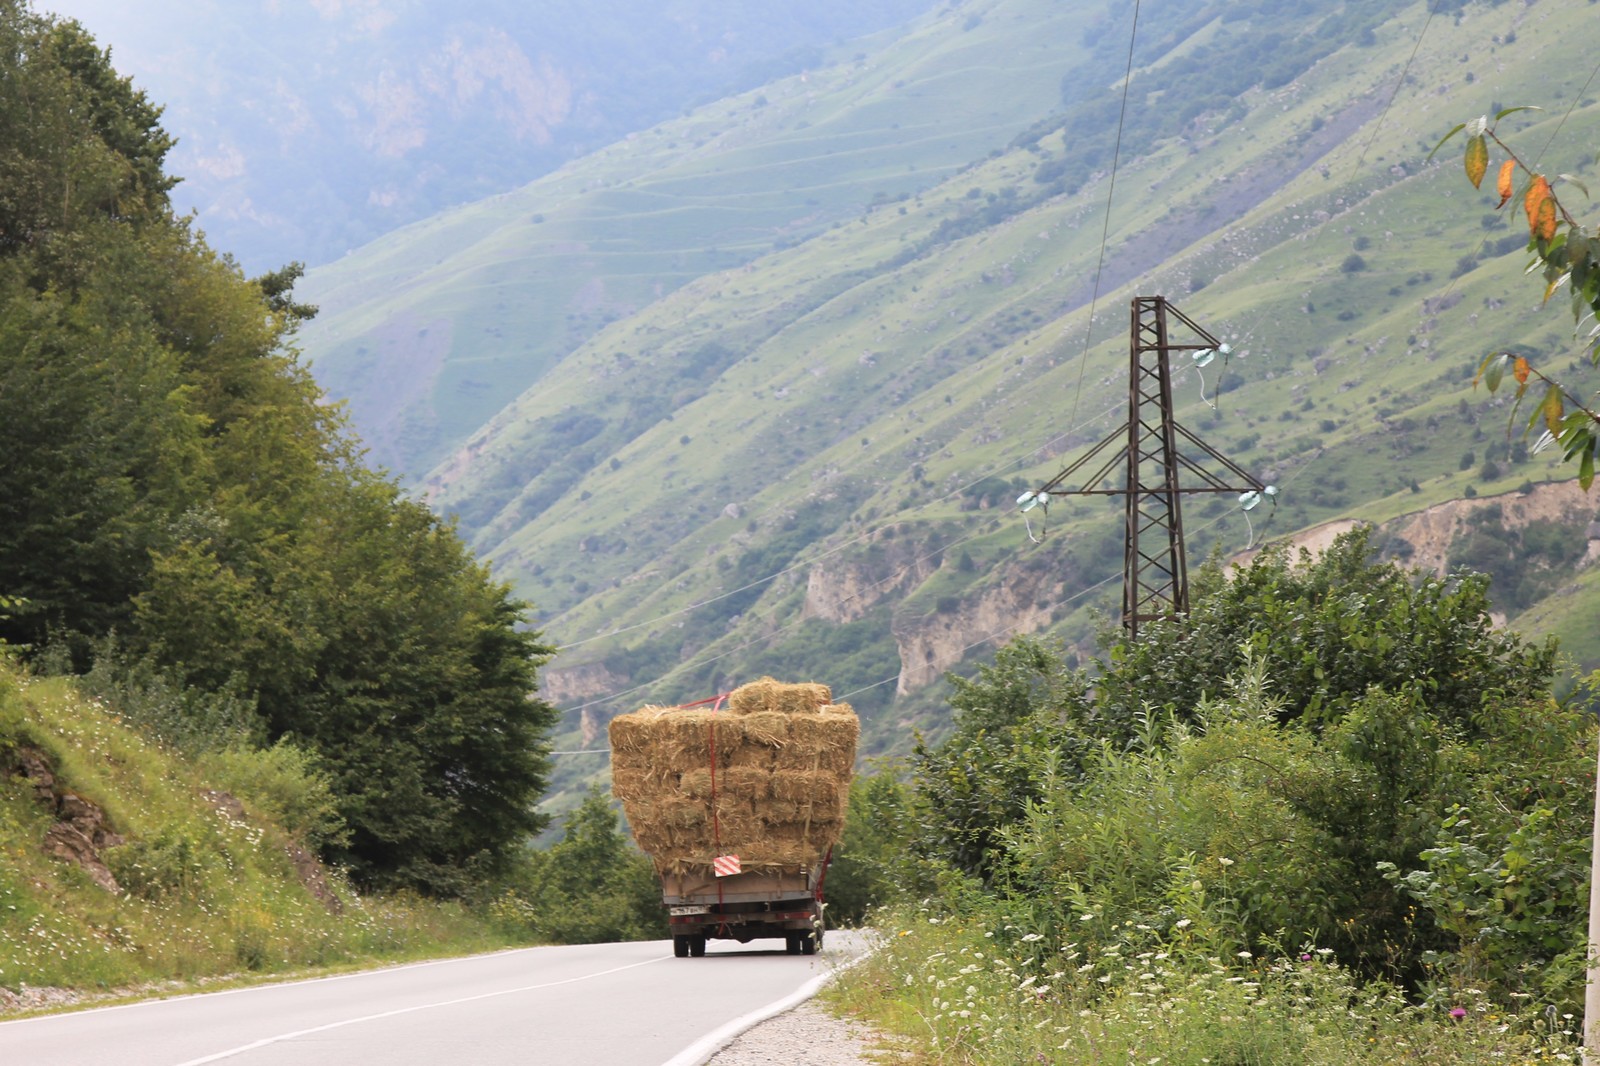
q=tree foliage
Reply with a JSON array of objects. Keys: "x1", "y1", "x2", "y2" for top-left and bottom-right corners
[
  {"x1": 0, "y1": 3, "x2": 556, "y2": 894},
  {"x1": 891, "y1": 532, "x2": 1579, "y2": 1000},
  {"x1": 910, "y1": 637, "x2": 1094, "y2": 882},
  {"x1": 489, "y1": 788, "x2": 666, "y2": 945},
  {"x1": 1099, "y1": 527, "x2": 1556, "y2": 734}
]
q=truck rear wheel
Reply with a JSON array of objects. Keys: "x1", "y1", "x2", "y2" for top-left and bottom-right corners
[
  {"x1": 673, "y1": 936, "x2": 690, "y2": 958},
  {"x1": 689, "y1": 935, "x2": 707, "y2": 957},
  {"x1": 785, "y1": 935, "x2": 800, "y2": 955},
  {"x1": 800, "y1": 932, "x2": 817, "y2": 956}
]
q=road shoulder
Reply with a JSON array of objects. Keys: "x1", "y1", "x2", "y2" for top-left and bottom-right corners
[{"x1": 706, "y1": 999, "x2": 904, "y2": 1065}]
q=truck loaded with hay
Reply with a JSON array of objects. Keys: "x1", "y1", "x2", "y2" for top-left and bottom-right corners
[{"x1": 609, "y1": 678, "x2": 858, "y2": 957}]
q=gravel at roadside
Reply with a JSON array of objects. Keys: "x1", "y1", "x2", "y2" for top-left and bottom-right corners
[{"x1": 705, "y1": 999, "x2": 905, "y2": 1065}]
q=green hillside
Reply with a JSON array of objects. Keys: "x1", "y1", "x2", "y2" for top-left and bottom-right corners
[
  {"x1": 0, "y1": 661, "x2": 513, "y2": 997},
  {"x1": 297, "y1": 0, "x2": 1101, "y2": 475},
  {"x1": 297, "y1": 0, "x2": 1600, "y2": 815}
]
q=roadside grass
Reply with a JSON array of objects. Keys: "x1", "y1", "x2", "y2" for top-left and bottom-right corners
[
  {"x1": 0, "y1": 663, "x2": 529, "y2": 1007},
  {"x1": 828, "y1": 907, "x2": 1583, "y2": 1065}
]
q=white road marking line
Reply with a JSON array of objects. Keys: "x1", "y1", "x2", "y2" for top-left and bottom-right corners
[
  {"x1": 168, "y1": 954, "x2": 671, "y2": 1065},
  {"x1": 659, "y1": 943, "x2": 875, "y2": 1066},
  {"x1": 0, "y1": 945, "x2": 574, "y2": 1029}
]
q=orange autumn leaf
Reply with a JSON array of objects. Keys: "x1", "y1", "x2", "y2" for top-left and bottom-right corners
[
  {"x1": 1513, "y1": 356, "x2": 1530, "y2": 384},
  {"x1": 1496, "y1": 160, "x2": 1515, "y2": 209},
  {"x1": 1524, "y1": 175, "x2": 1556, "y2": 241}
]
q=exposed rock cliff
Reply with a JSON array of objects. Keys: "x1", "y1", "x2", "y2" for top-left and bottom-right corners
[
  {"x1": 891, "y1": 574, "x2": 1059, "y2": 694},
  {"x1": 1242, "y1": 481, "x2": 1599, "y2": 578},
  {"x1": 542, "y1": 661, "x2": 627, "y2": 706},
  {"x1": 802, "y1": 526, "x2": 941, "y2": 624}
]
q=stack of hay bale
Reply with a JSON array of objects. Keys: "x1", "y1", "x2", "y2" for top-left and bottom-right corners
[{"x1": 609, "y1": 678, "x2": 859, "y2": 875}]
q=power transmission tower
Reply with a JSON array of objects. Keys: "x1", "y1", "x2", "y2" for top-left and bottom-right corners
[{"x1": 1019, "y1": 296, "x2": 1271, "y2": 640}]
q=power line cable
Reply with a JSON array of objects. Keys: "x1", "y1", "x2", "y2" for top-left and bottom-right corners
[
  {"x1": 561, "y1": 0, "x2": 1149, "y2": 663},
  {"x1": 550, "y1": 410, "x2": 1129, "y2": 720},
  {"x1": 827, "y1": 8, "x2": 1591, "y2": 707},
  {"x1": 1353, "y1": 2, "x2": 1438, "y2": 172},
  {"x1": 1533, "y1": 59, "x2": 1600, "y2": 162},
  {"x1": 1065, "y1": 0, "x2": 1142, "y2": 438},
  {"x1": 555, "y1": 389, "x2": 1126, "y2": 654}
]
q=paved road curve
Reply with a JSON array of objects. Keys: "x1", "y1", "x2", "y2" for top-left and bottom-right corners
[{"x1": 0, "y1": 933, "x2": 867, "y2": 1066}]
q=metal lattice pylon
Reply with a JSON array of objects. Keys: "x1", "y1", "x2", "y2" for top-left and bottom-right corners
[{"x1": 1023, "y1": 296, "x2": 1265, "y2": 640}]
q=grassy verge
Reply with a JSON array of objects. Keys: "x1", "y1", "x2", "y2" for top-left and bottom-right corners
[
  {"x1": 0, "y1": 662, "x2": 533, "y2": 1009},
  {"x1": 828, "y1": 906, "x2": 1582, "y2": 1065}
]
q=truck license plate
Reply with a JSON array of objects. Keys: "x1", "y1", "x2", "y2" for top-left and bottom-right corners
[{"x1": 669, "y1": 905, "x2": 711, "y2": 916}]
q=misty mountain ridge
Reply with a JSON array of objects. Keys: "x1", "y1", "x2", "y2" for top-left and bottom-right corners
[{"x1": 37, "y1": 0, "x2": 937, "y2": 273}]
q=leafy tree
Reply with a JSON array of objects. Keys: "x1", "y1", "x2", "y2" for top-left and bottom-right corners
[
  {"x1": 0, "y1": 5, "x2": 559, "y2": 894},
  {"x1": 500, "y1": 788, "x2": 665, "y2": 944},
  {"x1": 1098, "y1": 526, "x2": 1555, "y2": 735},
  {"x1": 904, "y1": 530, "x2": 1558, "y2": 939},
  {"x1": 825, "y1": 768, "x2": 915, "y2": 925},
  {"x1": 910, "y1": 637, "x2": 1094, "y2": 882}
]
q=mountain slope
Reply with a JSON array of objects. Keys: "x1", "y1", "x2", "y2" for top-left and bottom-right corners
[
  {"x1": 39, "y1": 0, "x2": 936, "y2": 273},
  {"x1": 297, "y1": 0, "x2": 1600, "y2": 813},
  {"x1": 296, "y1": 0, "x2": 1102, "y2": 475}
]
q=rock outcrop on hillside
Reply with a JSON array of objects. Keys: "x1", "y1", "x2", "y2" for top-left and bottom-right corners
[
  {"x1": 1241, "y1": 481, "x2": 1600, "y2": 580},
  {"x1": 2, "y1": 744, "x2": 123, "y2": 893},
  {"x1": 802, "y1": 526, "x2": 941, "y2": 625}
]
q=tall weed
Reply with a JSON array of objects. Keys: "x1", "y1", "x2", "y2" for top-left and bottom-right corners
[{"x1": 835, "y1": 904, "x2": 1582, "y2": 1065}]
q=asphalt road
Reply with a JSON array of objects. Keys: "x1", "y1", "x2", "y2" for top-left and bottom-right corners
[{"x1": 0, "y1": 932, "x2": 868, "y2": 1066}]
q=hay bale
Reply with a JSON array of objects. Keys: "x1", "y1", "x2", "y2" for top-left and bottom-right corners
[
  {"x1": 610, "y1": 766, "x2": 660, "y2": 804},
  {"x1": 727, "y1": 743, "x2": 777, "y2": 771},
  {"x1": 740, "y1": 711, "x2": 791, "y2": 747},
  {"x1": 608, "y1": 684, "x2": 858, "y2": 871},
  {"x1": 776, "y1": 682, "x2": 833, "y2": 715},
  {"x1": 722, "y1": 765, "x2": 774, "y2": 800},
  {"x1": 667, "y1": 711, "x2": 718, "y2": 765},
  {"x1": 772, "y1": 769, "x2": 840, "y2": 810},
  {"x1": 728, "y1": 677, "x2": 832, "y2": 715},
  {"x1": 659, "y1": 796, "x2": 707, "y2": 830},
  {"x1": 608, "y1": 706, "x2": 672, "y2": 754},
  {"x1": 776, "y1": 707, "x2": 858, "y2": 772},
  {"x1": 678, "y1": 768, "x2": 713, "y2": 799},
  {"x1": 727, "y1": 677, "x2": 781, "y2": 715}
]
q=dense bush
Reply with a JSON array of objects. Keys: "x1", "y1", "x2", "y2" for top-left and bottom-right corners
[
  {"x1": 865, "y1": 529, "x2": 1587, "y2": 1017},
  {"x1": 489, "y1": 788, "x2": 665, "y2": 945}
]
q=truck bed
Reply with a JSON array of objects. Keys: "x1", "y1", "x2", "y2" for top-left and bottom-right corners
[
  {"x1": 660, "y1": 867, "x2": 817, "y2": 905},
  {"x1": 661, "y1": 864, "x2": 827, "y2": 956}
]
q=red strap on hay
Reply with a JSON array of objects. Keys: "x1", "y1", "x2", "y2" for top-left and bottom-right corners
[
  {"x1": 815, "y1": 845, "x2": 834, "y2": 903},
  {"x1": 678, "y1": 692, "x2": 732, "y2": 709},
  {"x1": 706, "y1": 694, "x2": 728, "y2": 921}
]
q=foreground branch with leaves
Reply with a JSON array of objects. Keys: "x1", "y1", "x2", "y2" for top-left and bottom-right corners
[{"x1": 1435, "y1": 107, "x2": 1600, "y2": 487}]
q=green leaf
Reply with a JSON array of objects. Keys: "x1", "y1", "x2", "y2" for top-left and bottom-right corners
[
  {"x1": 1493, "y1": 105, "x2": 1543, "y2": 121},
  {"x1": 1581, "y1": 445, "x2": 1595, "y2": 491},
  {"x1": 1428, "y1": 123, "x2": 1468, "y2": 162},
  {"x1": 1478, "y1": 352, "x2": 1510, "y2": 392},
  {"x1": 1559, "y1": 421, "x2": 1592, "y2": 459},
  {"x1": 1543, "y1": 272, "x2": 1570, "y2": 305},
  {"x1": 1556, "y1": 174, "x2": 1591, "y2": 200}
]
